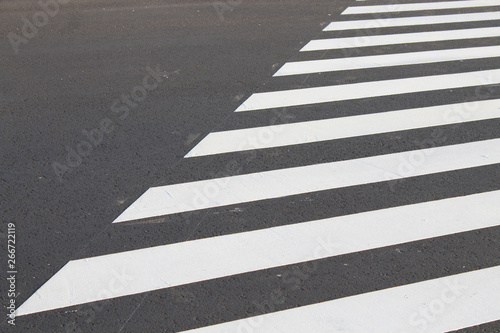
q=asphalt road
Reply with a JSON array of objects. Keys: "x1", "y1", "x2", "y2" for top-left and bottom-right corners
[{"x1": 1, "y1": 0, "x2": 500, "y2": 332}]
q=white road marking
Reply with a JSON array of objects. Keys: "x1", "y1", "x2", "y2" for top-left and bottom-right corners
[
  {"x1": 301, "y1": 26, "x2": 500, "y2": 51},
  {"x1": 17, "y1": 1, "x2": 500, "y2": 327},
  {"x1": 185, "y1": 99, "x2": 500, "y2": 157},
  {"x1": 16, "y1": 191, "x2": 500, "y2": 317},
  {"x1": 181, "y1": 265, "x2": 500, "y2": 333},
  {"x1": 275, "y1": 45, "x2": 500, "y2": 76},
  {"x1": 342, "y1": 0, "x2": 500, "y2": 15},
  {"x1": 324, "y1": 11, "x2": 500, "y2": 31},
  {"x1": 236, "y1": 69, "x2": 500, "y2": 112},
  {"x1": 114, "y1": 138, "x2": 500, "y2": 222}
]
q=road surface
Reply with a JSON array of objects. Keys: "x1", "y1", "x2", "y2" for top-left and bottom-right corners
[{"x1": 1, "y1": 0, "x2": 500, "y2": 332}]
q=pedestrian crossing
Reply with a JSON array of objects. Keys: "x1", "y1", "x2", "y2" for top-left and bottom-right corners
[
  {"x1": 113, "y1": 138, "x2": 500, "y2": 221},
  {"x1": 323, "y1": 11, "x2": 500, "y2": 31},
  {"x1": 185, "y1": 99, "x2": 500, "y2": 156},
  {"x1": 16, "y1": 0, "x2": 500, "y2": 331},
  {"x1": 275, "y1": 45, "x2": 500, "y2": 76},
  {"x1": 235, "y1": 69, "x2": 500, "y2": 111},
  {"x1": 14, "y1": 191, "x2": 500, "y2": 316},
  {"x1": 341, "y1": 0, "x2": 500, "y2": 14},
  {"x1": 301, "y1": 27, "x2": 500, "y2": 51},
  {"x1": 182, "y1": 266, "x2": 500, "y2": 333}
]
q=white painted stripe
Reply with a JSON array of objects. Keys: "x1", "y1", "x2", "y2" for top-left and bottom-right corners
[
  {"x1": 115, "y1": 138, "x2": 500, "y2": 222},
  {"x1": 235, "y1": 69, "x2": 500, "y2": 112},
  {"x1": 324, "y1": 11, "x2": 500, "y2": 31},
  {"x1": 275, "y1": 45, "x2": 500, "y2": 76},
  {"x1": 185, "y1": 99, "x2": 500, "y2": 157},
  {"x1": 342, "y1": 0, "x2": 500, "y2": 15},
  {"x1": 16, "y1": 191, "x2": 500, "y2": 316},
  {"x1": 181, "y1": 265, "x2": 500, "y2": 333},
  {"x1": 301, "y1": 27, "x2": 500, "y2": 51}
]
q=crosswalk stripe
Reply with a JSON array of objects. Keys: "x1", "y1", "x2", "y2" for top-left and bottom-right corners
[
  {"x1": 301, "y1": 26, "x2": 500, "y2": 51},
  {"x1": 114, "y1": 138, "x2": 500, "y2": 222},
  {"x1": 342, "y1": 0, "x2": 500, "y2": 15},
  {"x1": 235, "y1": 69, "x2": 500, "y2": 112},
  {"x1": 19, "y1": 3, "x2": 500, "y2": 327},
  {"x1": 185, "y1": 99, "x2": 500, "y2": 157},
  {"x1": 275, "y1": 45, "x2": 500, "y2": 76},
  {"x1": 181, "y1": 265, "x2": 500, "y2": 333},
  {"x1": 324, "y1": 11, "x2": 500, "y2": 31},
  {"x1": 16, "y1": 191, "x2": 500, "y2": 317}
]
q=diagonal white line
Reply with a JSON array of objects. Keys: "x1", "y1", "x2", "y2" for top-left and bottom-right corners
[
  {"x1": 114, "y1": 138, "x2": 500, "y2": 222},
  {"x1": 342, "y1": 0, "x2": 500, "y2": 15},
  {"x1": 235, "y1": 69, "x2": 500, "y2": 112},
  {"x1": 275, "y1": 45, "x2": 500, "y2": 76},
  {"x1": 301, "y1": 27, "x2": 500, "y2": 51},
  {"x1": 181, "y1": 265, "x2": 500, "y2": 333},
  {"x1": 324, "y1": 11, "x2": 500, "y2": 31},
  {"x1": 16, "y1": 191, "x2": 500, "y2": 317},
  {"x1": 185, "y1": 99, "x2": 500, "y2": 157}
]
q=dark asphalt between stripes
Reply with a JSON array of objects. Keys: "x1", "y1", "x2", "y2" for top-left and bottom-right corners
[{"x1": 1, "y1": 0, "x2": 500, "y2": 332}]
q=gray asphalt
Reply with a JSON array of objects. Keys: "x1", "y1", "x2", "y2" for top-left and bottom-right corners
[{"x1": 1, "y1": 0, "x2": 500, "y2": 332}]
